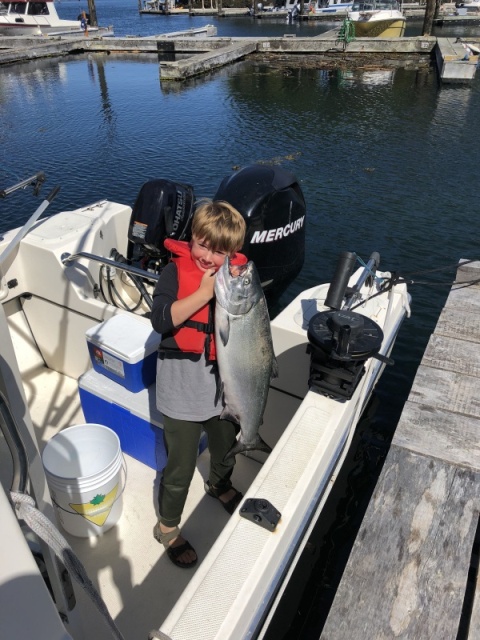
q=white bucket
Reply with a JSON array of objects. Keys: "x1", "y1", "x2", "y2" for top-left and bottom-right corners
[{"x1": 42, "y1": 424, "x2": 125, "y2": 538}]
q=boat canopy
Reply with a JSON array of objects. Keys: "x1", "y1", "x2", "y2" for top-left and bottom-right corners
[{"x1": 1, "y1": 0, "x2": 55, "y2": 5}]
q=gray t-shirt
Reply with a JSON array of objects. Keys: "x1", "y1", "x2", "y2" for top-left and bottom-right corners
[
  {"x1": 151, "y1": 261, "x2": 222, "y2": 422},
  {"x1": 156, "y1": 351, "x2": 222, "y2": 421}
]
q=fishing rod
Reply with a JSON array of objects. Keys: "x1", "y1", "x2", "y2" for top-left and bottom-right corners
[
  {"x1": 0, "y1": 181, "x2": 60, "y2": 276},
  {"x1": 0, "y1": 172, "x2": 46, "y2": 198}
]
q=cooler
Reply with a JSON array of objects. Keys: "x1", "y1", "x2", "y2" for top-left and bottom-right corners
[
  {"x1": 78, "y1": 368, "x2": 166, "y2": 470},
  {"x1": 78, "y1": 369, "x2": 207, "y2": 471},
  {"x1": 85, "y1": 314, "x2": 161, "y2": 392}
]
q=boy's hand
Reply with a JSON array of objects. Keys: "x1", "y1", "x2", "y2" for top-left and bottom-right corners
[
  {"x1": 171, "y1": 268, "x2": 216, "y2": 328},
  {"x1": 199, "y1": 268, "x2": 216, "y2": 300}
]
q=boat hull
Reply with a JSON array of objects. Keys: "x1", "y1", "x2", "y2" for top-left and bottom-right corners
[
  {"x1": 0, "y1": 22, "x2": 42, "y2": 36},
  {"x1": 0, "y1": 21, "x2": 105, "y2": 36},
  {"x1": 352, "y1": 17, "x2": 406, "y2": 37}
]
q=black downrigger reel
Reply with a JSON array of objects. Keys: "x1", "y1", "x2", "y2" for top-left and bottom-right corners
[
  {"x1": 115, "y1": 164, "x2": 306, "y2": 308},
  {"x1": 307, "y1": 251, "x2": 392, "y2": 401}
]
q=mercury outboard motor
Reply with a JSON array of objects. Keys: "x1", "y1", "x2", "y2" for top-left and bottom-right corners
[
  {"x1": 126, "y1": 179, "x2": 195, "y2": 272},
  {"x1": 214, "y1": 164, "x2": 306, "y2": 301}
]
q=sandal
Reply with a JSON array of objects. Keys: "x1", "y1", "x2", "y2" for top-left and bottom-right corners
[
  {"x1": 204, "y1": 481, "x2": 243, "y2": 515},
  {"x1": 153, "y1": 523, "x2": 198, "y2": 569}
]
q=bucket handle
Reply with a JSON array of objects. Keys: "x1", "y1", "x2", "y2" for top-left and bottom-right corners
[{"x1": 51, "y1": 456, "x2": 127, "y2": 517}]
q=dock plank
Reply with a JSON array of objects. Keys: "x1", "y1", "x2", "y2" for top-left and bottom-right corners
[
  {"x1": 321, "y1": 260, "x2": 480, "y2": 639},
  {"x1": 423, "y1": 333, "x2": 480, "y2": 378},
  {"x1": 321, "y1": 447, "x2": 479, "y2": 639},
  {"x1": 394, "y1": 400, "x2": 480, "y2": 471}
]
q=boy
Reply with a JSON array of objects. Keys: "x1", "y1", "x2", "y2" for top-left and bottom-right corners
[{"x1": 150, "y1": 200, "x2": 247, "y2": 568}]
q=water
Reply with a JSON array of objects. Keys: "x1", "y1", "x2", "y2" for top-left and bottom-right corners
[{"x1": 1, "y1": 4, "x2": 480, "y2": 636}]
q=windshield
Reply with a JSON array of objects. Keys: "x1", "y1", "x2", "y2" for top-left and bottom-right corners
[{"x1": 352, "y1": 0, "x2": 399, "y2": 8}]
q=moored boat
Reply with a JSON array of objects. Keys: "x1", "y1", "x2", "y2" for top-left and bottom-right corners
[
  {"x1": 0, "y1": 0, "x2": 111, "y2": 37},
  {"x1": 0, "y1": 166, "x2": 410, "y2": 640},
  {"x1": 348, "y1": 0, "x2": 406, "y2": 37},
  {"x1": 455, "y1": 0, "x2": 480, "y2": 14}
]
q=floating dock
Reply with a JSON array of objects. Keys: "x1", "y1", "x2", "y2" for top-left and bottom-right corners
[
  {"x1": 435, "y1": 36, "x2": 479, "y2": 82},
  {"x1": 0, "y1": 32, "x2": 477, "y2": 83},
  {"x1": 321, "y1": 259, "x2": 480, "y2": 639}
]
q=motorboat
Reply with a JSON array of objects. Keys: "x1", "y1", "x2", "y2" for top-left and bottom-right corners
[
  {"x1": 348, "y1": 0, "x2": 406, "y2": 37},
  {"x1": 455, "y1": 0, "x2": 480, "y2": 14},
  {"x1": 0, "y1": 166, "x2": 410, "y2": 640},
  {"x1": 0, "y1": 0, "x2": 111, "y2": 37}
]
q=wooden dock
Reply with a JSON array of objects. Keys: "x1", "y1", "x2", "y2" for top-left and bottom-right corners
[{"x1": 321, "y1": 259, "x2": 480, "y2": 639}]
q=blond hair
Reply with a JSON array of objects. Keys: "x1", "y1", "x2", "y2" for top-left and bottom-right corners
[{"x1": 192, "y1": 200, "x2": 246, "y2": 254}]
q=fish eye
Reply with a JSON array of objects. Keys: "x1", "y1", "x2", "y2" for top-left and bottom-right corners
[{"x1": 243, "y1": 276, "x2": 251, "y2": 285}]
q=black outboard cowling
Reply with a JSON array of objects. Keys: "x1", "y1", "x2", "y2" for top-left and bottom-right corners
[
  {"x1": 214, "y1": 164, "x2": 306, "y2": 301},
  {"x1": 127, "y1": 179, "x2": 194, "y2": 271},
  {"x1": 125, "y1": 167, "x2": 306, "y2": 302}
]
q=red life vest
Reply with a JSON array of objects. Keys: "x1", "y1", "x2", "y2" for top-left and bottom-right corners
[{"x1": 164, "y1": 238, "x2": 247, "y2": 360}]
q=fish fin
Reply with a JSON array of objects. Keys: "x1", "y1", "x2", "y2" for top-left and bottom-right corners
[
  {"x1": 223, "y1": 435, "x2": 272, "y2": 462},
  {"x1": 215, "y1": 379, "x2": 224, "y2": 405},
  {"x1": 217, "y1": 313, "x2": 230, "y2": 347},
  {"x1": 220, "y1": 406, "x2": 239, "y2": 424},
  {"x1": 271, "y1": 356, "x2": 279, "y2": 380}
]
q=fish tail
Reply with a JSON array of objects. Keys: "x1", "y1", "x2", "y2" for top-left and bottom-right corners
[{"x1": 223, "y1": 435, "x2": 272, "y2": 462}]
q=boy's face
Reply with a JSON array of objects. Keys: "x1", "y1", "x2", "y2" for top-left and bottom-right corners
[{"x1": 190, "y1": 236, "x2": 229, "y2": 272}]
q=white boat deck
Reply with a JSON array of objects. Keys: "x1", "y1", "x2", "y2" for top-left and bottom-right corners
[{"x1": 0, "y1": 355, "x2": 300, "y2": 640}]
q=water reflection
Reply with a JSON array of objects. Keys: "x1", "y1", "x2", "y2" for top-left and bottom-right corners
[
  {"x1": 87, "y1": 57, "x2": 116, "y2": 133},
  {"x1": 0, "y1": 58, "x2": 68, "y2": 104},
  {"x1": 333, "y1": 68, "x2": 395, "y2": 87}
]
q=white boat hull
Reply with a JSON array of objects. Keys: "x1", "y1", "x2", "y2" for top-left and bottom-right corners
[
  {"x1": 350, "y1": 14, "x2": 406, "y2": 37},
  {"x1": 348, "y1": 1, "x2": 406, "y2": 37}
]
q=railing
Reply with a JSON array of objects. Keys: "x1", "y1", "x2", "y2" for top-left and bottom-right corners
[{"x1": 61, "y1": 251, "x2": 160, "y2": 283}]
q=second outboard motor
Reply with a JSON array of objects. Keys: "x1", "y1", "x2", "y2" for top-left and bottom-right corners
[
  {"x1": 127, "y1": 179, "x2": 195, "y2": 273},
  {"x1": 214, "y1": 164, "x2": 306, "y2": 302}
]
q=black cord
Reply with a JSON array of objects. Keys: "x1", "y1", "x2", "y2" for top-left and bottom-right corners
[
  {"x1": 349, "y1": 258, "x2": 480, "y2": 311},
  {"x1": 396, "y1": 258, "x2": 480, "y2": 288}
]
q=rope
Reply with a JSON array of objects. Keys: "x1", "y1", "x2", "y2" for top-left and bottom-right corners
[
  {"x1": 10, "y1": 491, "x2": 125, "y2": 640},
  {"x1": 347, "y1": 257, "x2": 480, "y2": 312},
  {"x1": 391, "y1": 258, "x2": 480, "y2": 288}
]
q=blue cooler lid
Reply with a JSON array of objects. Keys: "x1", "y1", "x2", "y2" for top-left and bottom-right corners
[{"x1": 86, "y1": 314, "x2": 160, "y2": 364}]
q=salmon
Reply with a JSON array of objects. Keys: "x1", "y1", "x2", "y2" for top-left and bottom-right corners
[{"x1": 215, "y1": 257, "x2": 278, "y2": 461}]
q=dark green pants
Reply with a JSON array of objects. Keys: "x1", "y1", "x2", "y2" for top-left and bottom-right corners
[{"x1": 158, "y1": 415, "x2": 237, "y2": 527}]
